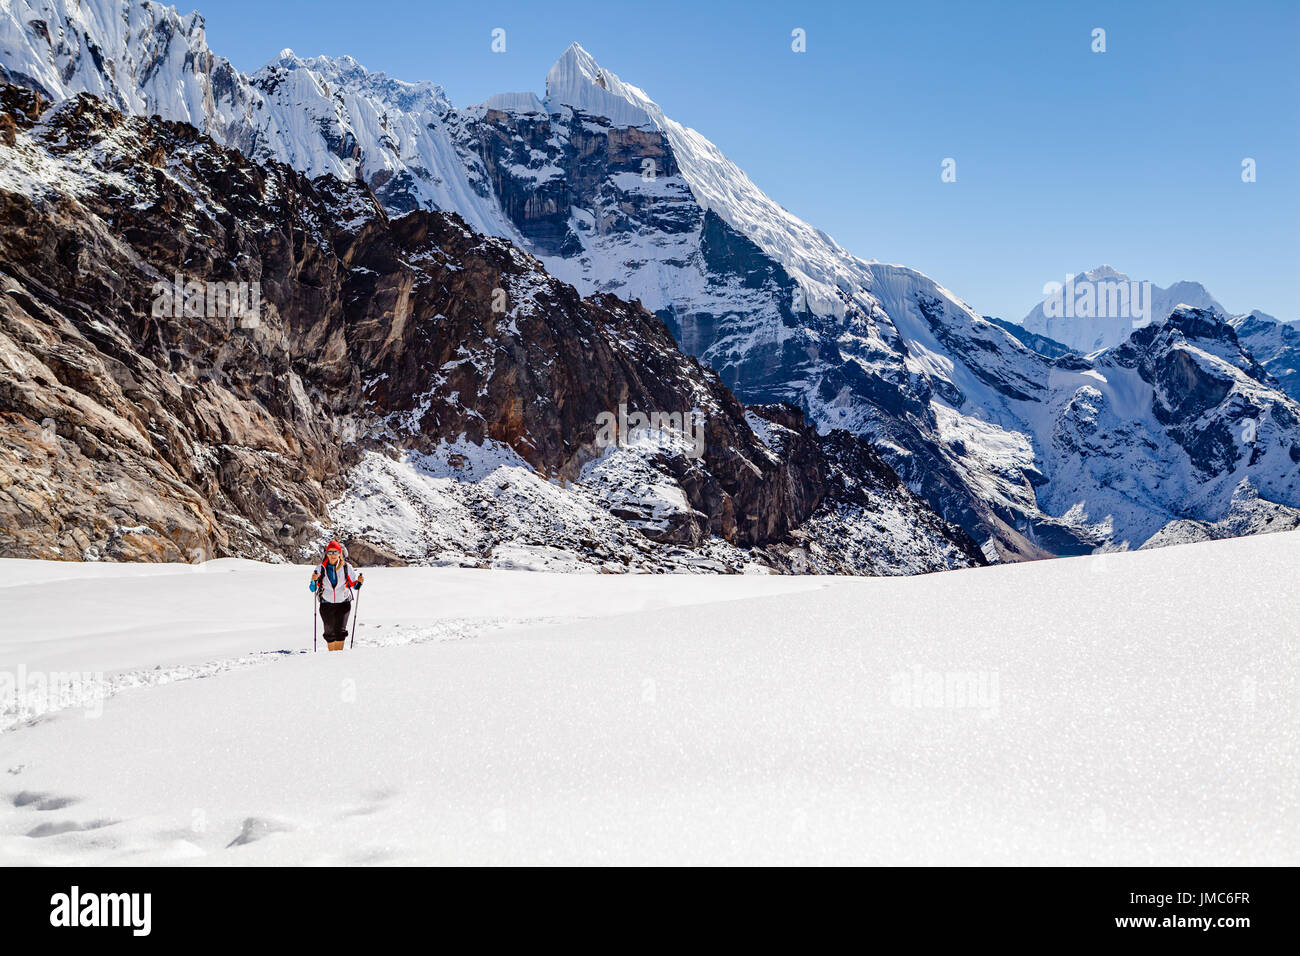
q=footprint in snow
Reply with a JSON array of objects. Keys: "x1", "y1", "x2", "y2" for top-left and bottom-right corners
[
  {"x1": 26, "y1": 818, "x2": 116, "y2": 838},
  {"x1": 227, "y1": 816, "x2": 295, "y2": 848},
  {"x1": 12, "y1": 790, "x2": 81, "y2": 811}
]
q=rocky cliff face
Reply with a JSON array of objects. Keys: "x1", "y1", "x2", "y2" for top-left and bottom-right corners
[
  {"x1": 1, "y1": 84, "x2": 349, "y2": 561},
  {"x1": 0, "y1": 83, "x2": 981, "y2": 572}
]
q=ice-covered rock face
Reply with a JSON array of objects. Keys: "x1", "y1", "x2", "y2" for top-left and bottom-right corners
[
  {"x1": 1229, "y1": 310, "x2": 1300, "y2": 403},
  {"x1": 0, "y1": 0, "x2": 260, "y2": 152}
]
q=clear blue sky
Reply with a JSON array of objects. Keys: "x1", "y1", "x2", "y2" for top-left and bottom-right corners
[{"x1": 198, "y1": 0, "x2": 1300, "y2": 321}]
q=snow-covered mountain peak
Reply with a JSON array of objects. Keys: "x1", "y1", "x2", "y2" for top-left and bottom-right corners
[
  {"x1": 532, "y1": 42, "x2": 889, "y2": 321},
  {"x1": 1079, "y1": 264, "x2": 1126, "y2": 281},
  {"x1": 544, "y1": 42, "x2": 657, "y2": 127},
  {"x1": 266, "y1": 49, "x2": 341, "y2": 76},
  {"x1": 1022, "y1": 266, "x2": 1229, "y2": 354},
  {"x1": 547, "y1": 41, "x2": 600, "y2": 88}
]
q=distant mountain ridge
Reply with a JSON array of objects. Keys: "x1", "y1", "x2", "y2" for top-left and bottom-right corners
[
  {"x1": 1020, "y1": 265, "x2": 1227, "y2": 355},
  {"x1": 1016, "y1": 265, "x2": 1299, "y2": 404}
]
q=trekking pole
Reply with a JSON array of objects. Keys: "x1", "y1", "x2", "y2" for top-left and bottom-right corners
[
  {"x1": 313, "y1": 586, "x2": 318, "y2": 653},
  {"x1": 350, "y1": 587, "x2": 361, "y2": 650}
]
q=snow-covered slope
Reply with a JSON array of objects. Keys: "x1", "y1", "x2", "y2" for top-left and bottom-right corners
[
  {"x1": 541, "y1": 42, "x2": 879, "y2": 321},
  {"x1": 2, "y1": 530, "x2": 1296, "y2": 864},
  {"x1": 245, "y1": 51, "x2": 519, "y2": 236},
  {"x1": 1229, "y1": 309, "x2": 1300, "y2": 403}
]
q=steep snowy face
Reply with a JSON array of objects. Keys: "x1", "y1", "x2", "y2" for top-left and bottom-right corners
[
  {"x1": 0, "y1": 0, "x2": 258, "y2": 147},
  {"x1": 246, "y1": 52, "x2": 518, "y2": 236},
  {"x1": 1020, "y1": 265, "x2": 1227, "y2": 354},
  {"x1": 0, "y1": 0, "x2": 519, "y2": 236},
  {"x1": 1229, "y1": 310, "x2": 1300, "y2": 403},
  {"x1": 456, "y1": 81, "x2": 817, "y2": 404},
  {"x1": 543, "y1": 42, "x2": 657, "y2": 129},
  {"x1": 541, "y1": 43, "x2": 881, "y2": 322}
]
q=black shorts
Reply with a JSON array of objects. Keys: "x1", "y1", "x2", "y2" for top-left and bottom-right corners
[{"x1": 319, "y1": 600, "x2": 352, "y2": 640}]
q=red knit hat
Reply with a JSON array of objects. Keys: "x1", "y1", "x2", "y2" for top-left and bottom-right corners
[{"x1": 325, "y1": 540, "x2": 344, "y2": 553}]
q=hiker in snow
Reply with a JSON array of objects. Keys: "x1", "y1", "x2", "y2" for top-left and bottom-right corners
[{"x1": 311, "y1": 541, "x2": 364, "y2": 651}]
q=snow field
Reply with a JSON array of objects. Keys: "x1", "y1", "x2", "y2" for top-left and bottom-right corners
[{"x1": 0, "y1": 530, "x2": 1296, "y2": 864}]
